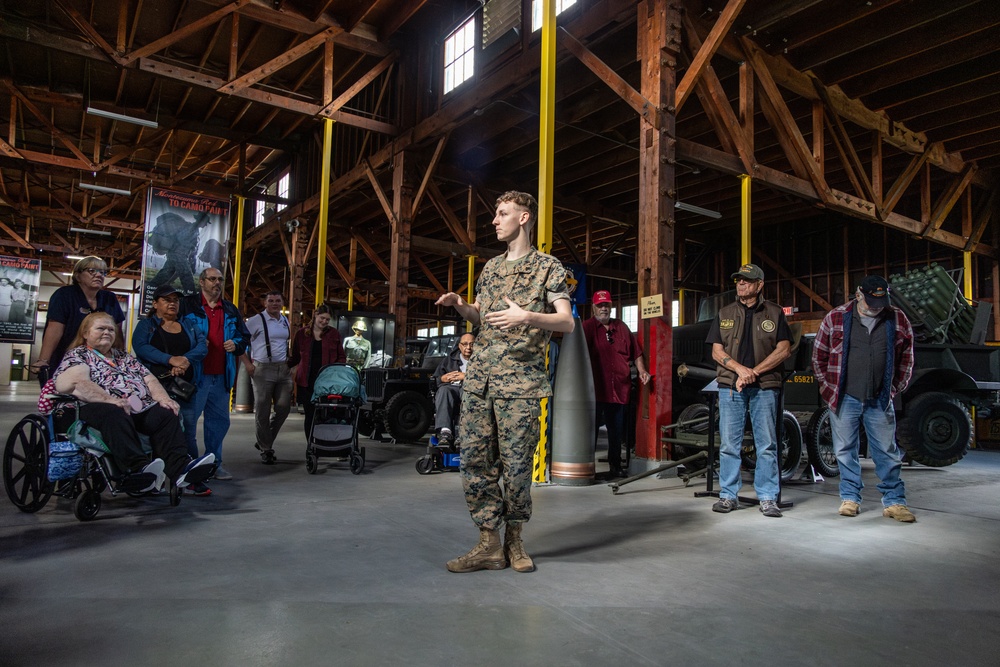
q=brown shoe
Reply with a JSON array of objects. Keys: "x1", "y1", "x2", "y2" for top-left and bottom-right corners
[
  {"x1": 504, "y1": 522, "x2": 536, "y2": 573},
  {"x1": 883, "y1": 505, "x2": 916, "y2": 523},
  {"x1": 446, "y1": 528, "x2": 507, "y2": 573},
  {"x1": 838, "y1": 500, "x2": 860, "y2": 517}
]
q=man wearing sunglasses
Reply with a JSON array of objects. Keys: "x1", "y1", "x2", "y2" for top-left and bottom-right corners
[
  {"x1": 582, "y1": 290, "x2": 651, "y2": 479},
  {"x1": 706, "y1": 263, "x2": 792, "y2": 517},
  {"x1": 180, "y1": 267, "x2": 250, "y2": 484}
]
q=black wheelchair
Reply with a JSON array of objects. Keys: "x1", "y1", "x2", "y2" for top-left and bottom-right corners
[{"x1": 3, "y1": 396, "x2": 181, "y2": 521}]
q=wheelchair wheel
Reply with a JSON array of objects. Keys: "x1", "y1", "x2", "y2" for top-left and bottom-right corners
[
  {"x1": 349, "y1": 453, "x2": 364, "y2": 475},
  {"x1": 74, "y1": 488, "x2": 102, "y2": 521},
  {"x1": 306, "y1": 455, "x2": 319, "y2": 474},
  {"x1": 169, "y1": 484, "x2": 181, "y2": 507},
  {"x1": 4, "y1": 414, "x2": 54, "y2": 513},
  {"x1": 415, "y1": 455, "x2": 435, "y2": 475}
]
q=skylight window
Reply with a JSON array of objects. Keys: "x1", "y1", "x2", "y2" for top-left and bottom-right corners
[
  {"x1": 531, "y1": 0, "x2": 577, "y2": 31},
  {"x1": 444, "y1": 17, "x2": 476, "y2": 94}
]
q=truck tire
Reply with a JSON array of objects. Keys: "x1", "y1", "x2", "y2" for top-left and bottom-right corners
[
  {"x1": 385, "y1": 391, "x2": 433, "y2": 443},
  {"x1": 896, "y1": 391, "x2": 972, "y2": 467},
  {"x1": 741, "y1": 411, "x2": 802, "y2": 482},
  {"x1": 806, "y1": 407, "x2": 840, "y2": 478}
]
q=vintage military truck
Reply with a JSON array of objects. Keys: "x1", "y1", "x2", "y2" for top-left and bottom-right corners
[{"x1": 671, "y1": 265, "x2": 998, "y2": 478}]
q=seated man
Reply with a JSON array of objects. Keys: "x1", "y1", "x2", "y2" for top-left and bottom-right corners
[{"x1": 432, "y1": 333, "x2": 476, "y2": 445}]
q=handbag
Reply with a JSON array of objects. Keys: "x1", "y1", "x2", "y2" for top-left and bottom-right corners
[
  {"x1": 159, "y1": 373, "x2": 196, "y2": 402},
  {"x1": 152, "y1": 320, "x2": 197, "y2": 402},
  {"x1": 46, "y1": 415, "x2": 83, "y2": 482}
]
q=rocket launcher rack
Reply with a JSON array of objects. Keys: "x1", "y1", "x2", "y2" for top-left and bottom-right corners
[{"x1": 888, "y1": 264, "x2": 992, "y2": 346}]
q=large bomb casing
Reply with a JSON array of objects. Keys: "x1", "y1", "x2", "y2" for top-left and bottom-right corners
[{"x1": 550, "y1": 317, "x2": 596, "y2": 485}]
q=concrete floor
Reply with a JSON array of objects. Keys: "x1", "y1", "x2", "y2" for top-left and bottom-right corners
[{"x1": 1, "y1": 383, "x2": 999, "y2": 667}]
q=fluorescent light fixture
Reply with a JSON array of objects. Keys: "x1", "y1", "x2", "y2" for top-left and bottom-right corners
[
  {"x1": 66, "y1": 255, "x2": 87, "y2": 261},
  {"x1": 86, "y1": 106, "x2": 158, "y2": 129},
  {"x1": 69, "y1": 226, "x2": 113, "y2": 237},
  {"x1": 675, "y1": 201, "x2": 722, "y2": 220},
  {"x1": 79, "y1": 182, "x2": 132, "y2": 196}
]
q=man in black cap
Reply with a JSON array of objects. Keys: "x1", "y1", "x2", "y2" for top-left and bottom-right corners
[
  {"x1": 812, "y1": 276, "x2": 917, "y2": 522},
  {"x1": 706, "y1": 263, "x2": 792, "y2": 517}
]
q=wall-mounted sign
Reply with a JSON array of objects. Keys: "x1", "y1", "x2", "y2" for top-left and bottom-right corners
[{"x1": 641, "y1": 294, "x2": 663, "y2": 319}]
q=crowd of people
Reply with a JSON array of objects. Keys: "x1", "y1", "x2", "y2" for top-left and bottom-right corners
[{"x1": 25, "y1": 194, "x2": 920, "y2": 561}]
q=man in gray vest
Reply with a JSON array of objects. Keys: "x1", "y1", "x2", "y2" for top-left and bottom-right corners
[
  {"x1": 706, "y1": 263, "x2": 792, "y2": 517},
  {"x1": 242, "y1": 291, "x2": 294, "y2": 464},
  {"x1": 812, "y1": 276, "x2": 916, "y2": 522}
]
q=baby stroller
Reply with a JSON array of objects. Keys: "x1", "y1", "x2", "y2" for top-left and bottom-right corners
[
  {"x1": 307, "y1": 363, "x2": 366, "y2": 474},
  {"x1": 3, "y1": 396, "x2": 180, "y2": 522}
]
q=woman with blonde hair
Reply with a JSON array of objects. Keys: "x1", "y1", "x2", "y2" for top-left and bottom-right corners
[{"x1": 31, "y1": 256, "x2": 125, "y2": 384}]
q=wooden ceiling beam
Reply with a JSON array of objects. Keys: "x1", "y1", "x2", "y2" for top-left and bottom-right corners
[
  {"x1": 675, "y1": 0, "x2": 747, "y2": 114},
  {"x1": 219, "y1": 27, "x2": 339, "y2": 94}
]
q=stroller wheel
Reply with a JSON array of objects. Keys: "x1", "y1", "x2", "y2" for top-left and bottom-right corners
[
  {"x1": 349, "y1": 453, "x2": 364, "y2": 475},
  {"x1": 415, "y1": 455, "x2": 435, "y2": 475},
  {"x1": 169, "y1": 484, "x2": 181, "y2": 506},
  {"x1": 306, "y1": 455, "x2": 319, "y2": 474}
]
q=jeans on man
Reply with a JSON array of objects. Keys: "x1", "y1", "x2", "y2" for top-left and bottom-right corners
[
  {"x1": 718, "y1": 386, "x2": 779, "y2": 502},
  {"x1": 184, "y1": 373, "x2": 231, "y2": 465},
  {"x1": 252, "y1": 361, "x2": 294, "y2": 451},
  {"x1": 829, "y1": 394, "x2": 905, "y2": 506}
]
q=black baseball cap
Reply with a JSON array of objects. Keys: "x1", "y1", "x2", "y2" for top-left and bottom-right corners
[
  {"x1": 859, "y1": 276, "x2": 891, "y2": 309},
  {"x1": 151, "y1": 284, "x2": 184, "y2": 300}
]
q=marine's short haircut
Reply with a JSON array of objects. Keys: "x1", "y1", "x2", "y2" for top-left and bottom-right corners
[{"x1": 496, "y1": 190, "x2": 538, "y2": 229}]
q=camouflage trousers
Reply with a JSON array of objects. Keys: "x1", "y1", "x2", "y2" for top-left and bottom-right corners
[{"x1": 459, "y1": 390, "x2": 541, "y2": 531}]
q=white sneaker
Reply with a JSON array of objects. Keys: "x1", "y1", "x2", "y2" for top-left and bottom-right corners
[
  {"x1": 140, "y1": 459, "x2": 166, "y2": 493},
  {"x1": 176, "y1": 453, "x2": 216, "y2": 488}
]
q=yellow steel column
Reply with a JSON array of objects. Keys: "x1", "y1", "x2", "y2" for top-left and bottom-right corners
[
  {"x1": 740, "y1": 174, "x2": 751, "y2": 264},
  {"x1": 316, "y1": 118, "x2": 334, "y2": 307},
  {"x1": 232, "y1": 195, "x2": 245, "y2": 307},
  {"x1": 466, "y1": 254, "x2": 476, "y2": 333},
  {"x1": 964, "y1": 252, "x2": 973, "y2": 302},
  {"x1": 534, "y1": 0, "x2": 557, "y2": 483},
  {"x1": 347, "y1": 288, "x2": 354, "y2": 311},
  {"x1": 537, "y1": 0, "x2": 556, "y2": 254},
  {"x1": 678, "y1": 288, "x2": 685, "y2": 325}
]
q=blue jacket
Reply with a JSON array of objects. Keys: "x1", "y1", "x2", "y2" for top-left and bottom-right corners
[
  {"x1": 132, "y1": 315, "x2": 209, "y2": 384},
  {"x1": 180, "y1": 294, "x2": 250, "y2": 389}
]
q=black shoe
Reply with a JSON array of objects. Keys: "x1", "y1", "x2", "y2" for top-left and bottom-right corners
[
  {"x1": 713, "y1": 497, "x2": 739, "y2": 513},
  {"x1": 187, "y1": 482, "x2": 212, "y2": 497}
]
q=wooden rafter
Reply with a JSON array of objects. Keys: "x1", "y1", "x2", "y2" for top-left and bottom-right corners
[
  {"x1": 353, "y1": 233, "x2": 390, "y2": 279},
  {"x1": 219, "y1": 27, "x2": 339, "y2": 94},
  {"x1": 675, "y1": 0, "x2": 747, "y2": 113},
  {"x1": 426, "y1": 179, "x2": 473, "y2": 251},
  {"x1": 318, "y1": 52, "x2": 396, "y2": 117},
  {"x1": 124, "y1": 0, "x2": 252, "y2": 65},
  {"x1": 411, "y1": 134, "x2": 448, "y2": 217},
  {"x1": 923, "y1": 162, "x2": 979, "y2": 236}
]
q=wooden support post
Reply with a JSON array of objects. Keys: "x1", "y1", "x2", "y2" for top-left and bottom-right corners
[
  {"x1": 635, "y1": 0, "x2": 678, "y2": 464},
  {"x1": 389, "y1": 150, "x2": 414, "y2": 363}
]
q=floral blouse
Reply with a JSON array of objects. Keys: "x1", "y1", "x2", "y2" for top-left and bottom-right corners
[{"x1": 54, "y1": 346, "x2": 157, "y2": 412}]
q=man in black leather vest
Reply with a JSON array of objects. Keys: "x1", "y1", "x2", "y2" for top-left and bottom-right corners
[{"x1": 706, "y1": 263, "x2": 792, "y2": 517}]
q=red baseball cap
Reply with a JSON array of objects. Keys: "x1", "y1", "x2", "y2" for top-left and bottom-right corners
[{"x1": 593, "y1": 290, "x2": 612, "y2": 305}]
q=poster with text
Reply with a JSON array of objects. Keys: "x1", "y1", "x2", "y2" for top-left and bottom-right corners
[
  {"x1": 0, "y1": 255, "x2": 42, "y2": 343},
  {"x1": 140, "y1": 187, "x2": 231, "y2": 315}
]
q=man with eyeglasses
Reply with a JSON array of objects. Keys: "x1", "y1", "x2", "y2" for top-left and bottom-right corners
[
  {"x1": 432, "y1": 332, "x2": 477, "y2": 445},
  {"x1": 32, "y1": 256, "x2": 125, "y2": 384},
  {"x1": 706, "y1": 263, "x2": 792, "y2": 518},
  {"x1": 812, "y1": 276, "x2": 916, "y2": 522},
  {"x1": 582, "y1": 290, "x2": 651, "y2": 479},
  {"x1": 180, "y1": 267, "x2": 250, "y2": 482}
]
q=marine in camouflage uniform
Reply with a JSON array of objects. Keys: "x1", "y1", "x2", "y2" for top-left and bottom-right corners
[{"x1": 436, "y1": 190, "x2": 574, "y2": 574}]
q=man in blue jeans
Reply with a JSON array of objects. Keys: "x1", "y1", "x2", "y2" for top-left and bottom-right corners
[
  {"x1": 180, "y1": 268, "x2": 250, "y2": 488},
  {"x1": 812, "y1": 276, "x2": 916, "y2": 522},
  {"x1": 706, "y1": 263, "x2": 792, "y2": 517}
]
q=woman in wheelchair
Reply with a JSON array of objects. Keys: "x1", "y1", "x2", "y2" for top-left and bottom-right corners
[{"x1": 50, "y1": 312, "x2": 215, "y2": 493}]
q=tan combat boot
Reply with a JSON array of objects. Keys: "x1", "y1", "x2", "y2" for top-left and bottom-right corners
[
  {"x1": 446, "y1": 528, "x2": 507, "y2": 573},
  {"x1": 503, "y1": 523, "x2": 536, "y2": 573}
]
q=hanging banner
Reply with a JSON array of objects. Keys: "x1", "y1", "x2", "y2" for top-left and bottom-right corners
[
  {"x1": 0, "y1": 255, "x2": 42, "y2": 343},
  {"x1": 140, "y1": 188, "x2": 231, "y2": 315}
]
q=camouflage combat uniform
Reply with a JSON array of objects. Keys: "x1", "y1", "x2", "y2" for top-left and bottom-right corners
[{"x1": 460, "y1": 247, "x2": 569, "y2": 531}]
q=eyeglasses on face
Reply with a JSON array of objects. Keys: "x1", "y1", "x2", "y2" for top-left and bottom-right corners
[
  {"x1": 733, "y1": 277, "x2": 757, "y2": 285},
  {"x1": 84, "y1": 268, "x2": 107, "y2": 276},
  {"x1": 202, "y1": 276, "x2": 223, "y2": 282}
]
